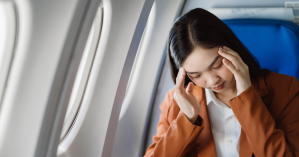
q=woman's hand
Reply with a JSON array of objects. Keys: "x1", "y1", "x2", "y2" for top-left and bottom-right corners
[
  {"x1": 174, "y1": 67, "x2": 200, "y2": 124},
  {"x1": 218, "y1": 46, "x2": 252, "y2": 94}
]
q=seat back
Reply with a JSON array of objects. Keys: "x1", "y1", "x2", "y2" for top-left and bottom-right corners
[{"x1": 224, "y1": 19, "x2": 299, "y2": 80}]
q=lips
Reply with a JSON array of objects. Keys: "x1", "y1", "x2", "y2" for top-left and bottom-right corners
[{"x1": 213, "y1": 82, "x2": 225, "y2": 90}]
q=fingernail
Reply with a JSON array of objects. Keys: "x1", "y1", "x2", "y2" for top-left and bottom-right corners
[
  {"x1": 177, "y1": 68, "x2": 182, "y2": 80},
  {"x1": 179, "y1": 67, "x2": 183, "y2": 75}
]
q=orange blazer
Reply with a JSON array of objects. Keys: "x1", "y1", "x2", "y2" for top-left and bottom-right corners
[{"x1": 144, "y1": 72, "x2": 299, "y2": 157}]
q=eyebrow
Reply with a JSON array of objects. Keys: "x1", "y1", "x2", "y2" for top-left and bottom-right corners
[{"x1": 186, "y1": 56, "x2": 220, "y2": 74}]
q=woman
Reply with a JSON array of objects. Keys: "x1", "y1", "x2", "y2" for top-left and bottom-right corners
[{"x1": 144, "y1": 8, "x2": 299, "y2": 157}]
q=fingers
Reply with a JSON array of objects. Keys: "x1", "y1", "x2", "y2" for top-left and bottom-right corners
[
  {"x1": 175, "y1": 67, "x2": 187, "y2": 108},
  {"x1": 175, "y1": 67, "x2": 186, "y2": 94},
  {"x1": 222, "y1": 58, "x2": 239, "y2": 74},
  {"x1": 173, "y1": 92, "x2": 179, "y2": 105},
  {"x1": 218, "y1": 47, "x2": 243, "y2": 71},
  {"x1": 186, "y1": 82, "x2": 194, "y2": 94},
  {"x1": 174, "y1": 91, "x2": 183, "y2": 109},
  {"x1": 221, "y1": 46, "x2": 247, "y2": 67}
]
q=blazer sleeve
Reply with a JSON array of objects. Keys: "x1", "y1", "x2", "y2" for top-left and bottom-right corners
[
  {"x1": 229, "y1": 77, "x2": 299, "y2": 157},
  {"x1": 144, "y1": 91, "x2": 205, "y2": 157}
]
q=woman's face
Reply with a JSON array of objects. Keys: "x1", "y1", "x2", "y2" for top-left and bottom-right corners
[{"x1": 182, "y1": 46, "x2": 236, "y2": 94}]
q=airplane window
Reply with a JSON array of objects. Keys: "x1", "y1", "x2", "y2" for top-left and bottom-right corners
[
  {"x1": 59, "y1": 6, "x2": 103, "y2": 142},
  {"x1": 0, "y1": 1, "x2": 16, "y2": 110},
  {"x1": 0, "y1": 4, "x2": 6, "y2": 58}
]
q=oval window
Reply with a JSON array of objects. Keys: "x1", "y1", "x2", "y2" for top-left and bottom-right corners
[{"x1": 60, "y1": 6, "x2": 103, "y2": 142}]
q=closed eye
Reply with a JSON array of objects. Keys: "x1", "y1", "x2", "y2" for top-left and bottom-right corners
[
  {"x1": 214, "y1": 62, "x2": 223, "y2": 70},
  {"x1": 188, "y1": 57, "x2": 223, "y2": 79},
  {"x1": 193, "y1": 62, "x2": 222, "y2": 79},
  {"x1": 194, "y1": 74, "x2": 201, "y2": 79}
]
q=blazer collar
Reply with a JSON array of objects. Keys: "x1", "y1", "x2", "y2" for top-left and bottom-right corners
[{"x1": 193, "y1": 75, "x2": 270, "y2": 157}]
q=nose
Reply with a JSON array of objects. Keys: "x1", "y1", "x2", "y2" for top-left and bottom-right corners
[{"x1": 206, "y1": 73, "x2": 220, "y2": 87}]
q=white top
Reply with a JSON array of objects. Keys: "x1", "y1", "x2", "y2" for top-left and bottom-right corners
[{"x1": 205, "y1": 88, "x2": 241, "y2": 157}]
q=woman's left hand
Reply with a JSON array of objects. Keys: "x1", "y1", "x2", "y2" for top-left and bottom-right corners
[{"x1": 218, "y1": 46, "x2": 252, "y2": 95}]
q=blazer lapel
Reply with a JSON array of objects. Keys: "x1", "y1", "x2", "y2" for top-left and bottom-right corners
[
  {"x1": 193, "y1": 76, "x2": 271, "y2": 157},
  {"x1": 193, "y1": 86, "x2": 217, "y2": 157}
]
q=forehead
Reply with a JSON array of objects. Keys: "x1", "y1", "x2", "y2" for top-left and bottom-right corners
[{"x1": 182, "y1": 46, "x2": 219, "y2": 73}]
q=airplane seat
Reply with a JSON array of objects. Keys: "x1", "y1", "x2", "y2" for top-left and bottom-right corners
[
  {"x1": 144, "y1": 19, "x2": 299, "y2": 153},
  {"x1": 223, "y1": 19, "x2": 299, "y2": 80}
]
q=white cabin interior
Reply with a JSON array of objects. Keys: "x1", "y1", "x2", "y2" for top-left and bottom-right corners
[{"x1": 0, "y1": 0, "x2": 298, "y2": 157}]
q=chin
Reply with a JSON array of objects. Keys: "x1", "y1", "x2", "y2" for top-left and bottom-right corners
[
  {"x1": 216, "y1": 78, "x2": 235, "y2": 93},
  {"x1": 213, "y1": 87, "x2": 227, "y2": 93},
  {"x1": 212, "y1": 81, "x2": 229, "y2": 93}
]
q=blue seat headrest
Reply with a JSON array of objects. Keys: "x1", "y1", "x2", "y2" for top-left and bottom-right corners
[{"x1": 223, "y1": 19, "x2": 299, "y2": 80}]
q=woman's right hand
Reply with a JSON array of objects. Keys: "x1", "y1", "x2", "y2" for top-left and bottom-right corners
[{"x1": 174, "y1": 67, "x2": 200, "y2": 124}]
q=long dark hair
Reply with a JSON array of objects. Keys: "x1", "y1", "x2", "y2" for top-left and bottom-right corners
[{"x1": 167, "y1": 8, "x2": 271, "y2": 87}]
